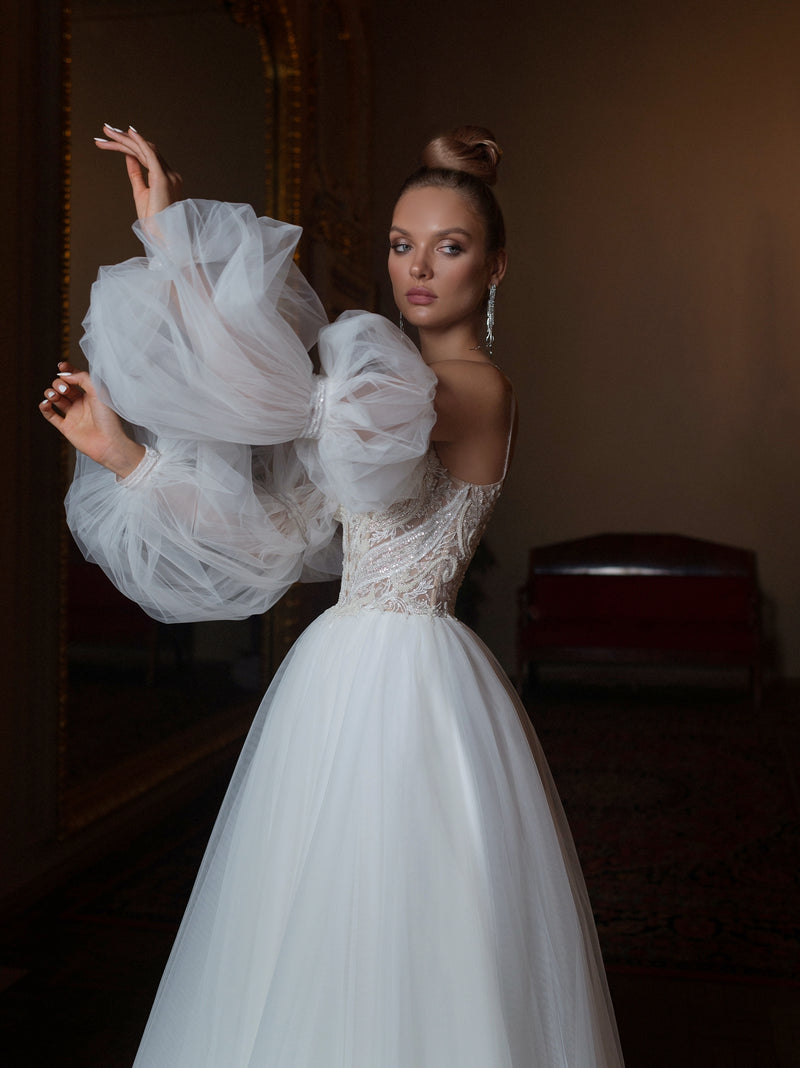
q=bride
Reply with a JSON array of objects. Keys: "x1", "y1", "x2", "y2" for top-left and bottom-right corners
[{"x1": 40, "y1": 124, "x2": 624, "y2": 1067}]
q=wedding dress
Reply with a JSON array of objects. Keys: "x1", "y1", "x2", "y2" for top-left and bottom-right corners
[{"x1": 66, "y1": 200, "x2": 624, "y2": 1067}]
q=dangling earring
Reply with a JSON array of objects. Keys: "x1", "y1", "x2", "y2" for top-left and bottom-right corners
[
  {"x1": 485, "y1": 283, "x2": 497, "y2": 357},
  {"x1": 399, "y1": 311, "x2": 405, "y2": 335}
]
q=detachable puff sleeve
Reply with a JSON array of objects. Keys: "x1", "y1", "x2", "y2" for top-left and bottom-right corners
[
  {"x1": 83, "y1": 199, "x2": 328, "y2": 443},
  {"x1": 297, "y1": 311, "x2": 438, "y2": 513},
  {"x1": 65, "y1": 200, "x2": 436, "y2": 623}
]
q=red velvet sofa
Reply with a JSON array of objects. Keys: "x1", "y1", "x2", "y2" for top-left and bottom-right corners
[{"x1": 517, "y1": 533, "x2": 763, "y2": 702}]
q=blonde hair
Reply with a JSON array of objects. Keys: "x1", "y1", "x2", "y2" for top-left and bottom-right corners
[{"x1": 421, "y1": 126, "x2": 502, "y2": 186}]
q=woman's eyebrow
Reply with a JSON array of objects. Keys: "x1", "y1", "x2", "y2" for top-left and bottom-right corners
[{"x1": 389, "y1": 226, "x2": 473, "y2": 238}]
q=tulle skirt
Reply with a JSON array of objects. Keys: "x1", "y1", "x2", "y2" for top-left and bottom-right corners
[{"x1": 132, "y1": 608, "x2": 623, "y2": 1067}]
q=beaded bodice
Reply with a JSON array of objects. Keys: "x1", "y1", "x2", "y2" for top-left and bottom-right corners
[{"x1": 336, "y1": 448, "x2": 503, "y2": 617}]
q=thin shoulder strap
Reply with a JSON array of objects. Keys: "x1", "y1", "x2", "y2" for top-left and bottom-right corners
[{"x1": 500, "y1": 387, "x2": 518, "y2": 480}]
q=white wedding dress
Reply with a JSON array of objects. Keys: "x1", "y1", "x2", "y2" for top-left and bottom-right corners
[{"x1": 66, "y1": 200, "x2": 624, "y2": 1067}]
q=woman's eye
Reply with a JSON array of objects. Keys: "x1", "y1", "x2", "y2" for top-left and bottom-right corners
[
  {"x1": 440, "y1": 244, "x2": 463, "y2": 256},
  {"x1": 390, "y1": 241, "x2": 411, "y2": 254}
]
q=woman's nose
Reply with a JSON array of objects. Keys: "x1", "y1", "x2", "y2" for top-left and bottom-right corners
[{"x1": 410, "y1": 258, "x2": 430, "y2": 279}]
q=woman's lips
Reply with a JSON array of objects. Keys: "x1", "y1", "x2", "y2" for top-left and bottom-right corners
[{"x1": 406, "y1": 288, "x2": 436, "y2": 305}]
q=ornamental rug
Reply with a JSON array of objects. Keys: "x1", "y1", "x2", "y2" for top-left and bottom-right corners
[
  {"x1": 529, "y1": 681, "x2": 800, "y2": 982},
  {"x1": 71, "y1": 682, "x2": 800, "y2": 982}
]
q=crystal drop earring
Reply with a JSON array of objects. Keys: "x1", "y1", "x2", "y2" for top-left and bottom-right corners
[
  {"x1": 399, "y1": 311, "x2": 405, "y2": 335},
  {"x1": 485, "y1": 283, "x2": 497, "y2": 357}
]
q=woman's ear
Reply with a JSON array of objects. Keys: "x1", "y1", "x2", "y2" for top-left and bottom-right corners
[{"x1": 490, "y1": 249, "x2": 508, "y2": 286}]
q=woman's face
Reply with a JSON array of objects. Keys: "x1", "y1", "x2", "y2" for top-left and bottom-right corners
[{"x1": 388, "y1": 185, "x2": 503, "y2": 337}]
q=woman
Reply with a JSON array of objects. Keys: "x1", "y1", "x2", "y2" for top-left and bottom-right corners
[{"x1": 40, "y1": 125, "x2": 624, "y2": 1067}]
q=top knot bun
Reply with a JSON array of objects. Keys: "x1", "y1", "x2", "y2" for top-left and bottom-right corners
[
  {"x1": 420, "y1": 126, "x2": 502, "y2": 187},
  {"x1": 396, "y1": 125, "x2": 507, "y2": 251}
]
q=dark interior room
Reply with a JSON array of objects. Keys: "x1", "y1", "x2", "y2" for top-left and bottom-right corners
[{"x1": 2, "y1": 1, "x2": 798, "y2": 1064}]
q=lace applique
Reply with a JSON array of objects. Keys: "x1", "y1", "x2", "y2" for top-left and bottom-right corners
[{"x1": 335, "y1": 449, "x2": 503, "y2": 617}]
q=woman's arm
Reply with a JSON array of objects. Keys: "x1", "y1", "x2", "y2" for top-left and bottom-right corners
[
  {"x1": 39, "y1": 126, "x2": 183, "y2": 475},
  {"x1": 94, "y1": 124, "x2": 183, "y2": 220},
  {"x1": 39, "y1": 362, "x2": 145, "y2": 478}
]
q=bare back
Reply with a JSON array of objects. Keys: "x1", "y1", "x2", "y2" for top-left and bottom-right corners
[{"x1": 429, "y1": 360, "x2": 516, "y2": 485}]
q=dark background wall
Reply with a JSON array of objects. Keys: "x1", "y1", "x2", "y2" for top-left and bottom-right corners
[
  {"x1": 1, "y1": 0, "x2": 65, "y2": 909},
  {"x1": 373, "y1": 0, "x2": 800, "y2": 675},
  {"x1": 4, "y1": 0, "x2": 800, "y2": 909}
]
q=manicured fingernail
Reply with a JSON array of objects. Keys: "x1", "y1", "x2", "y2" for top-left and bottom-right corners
[
  {"x1": 46, "y1": 390, "x2": 56, "y2": 398},
  {"x1": 57, "y1": 383, "x2": 68, "y2": 393},
  {"x1": 104, "y1": 123, "x2": 124, "y2": 131},
  {"x1": 94, "y1": 137, "x2": 110, "y2": 143},
  {"x1": 57, "y1": 372, "x2": 74, "y2": 377},
  {"x1": 128, "y1": 125, "x2": 138, "y2": 133}
]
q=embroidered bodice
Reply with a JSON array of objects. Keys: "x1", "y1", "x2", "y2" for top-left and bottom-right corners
[{"x1": 336, "y1": 449, "x2": 503, "y2": 617}]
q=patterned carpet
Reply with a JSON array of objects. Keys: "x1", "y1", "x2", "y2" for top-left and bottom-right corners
[
  {"x1": 73, "y1": 681, "x2": 800, "y2": 982},
  {"x1": 531, "y1": 681, "x2": 800, "y2": 980}
]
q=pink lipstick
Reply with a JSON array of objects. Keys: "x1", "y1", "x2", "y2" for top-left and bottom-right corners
[{"x1": 406, "y1": 288, "x2": 436, "y2": 305}]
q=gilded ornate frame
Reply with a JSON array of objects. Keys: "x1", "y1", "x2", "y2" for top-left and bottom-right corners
[{"x1": 57, "y1": 0, "x2": 303, "y2": 835}]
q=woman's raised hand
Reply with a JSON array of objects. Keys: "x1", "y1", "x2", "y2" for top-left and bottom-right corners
[
  {"x1": 39, "y1": 363, "x2": 145, "y2": 479},
  {"x1": 94, "y1": 125, "x2": 183, "y2": 220}
]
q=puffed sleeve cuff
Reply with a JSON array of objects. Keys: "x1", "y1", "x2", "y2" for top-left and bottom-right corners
[
  {"x1": 300, "y1": 377, "x2": 327, "y2": 440},
  {"x1": 117, "y1": 444, "x2": 161, "y2": 487}
]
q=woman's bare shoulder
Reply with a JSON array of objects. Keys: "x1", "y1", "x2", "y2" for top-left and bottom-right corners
[
  {"x1": 430, "y1": 360, "x2": 515, "y2": 446},
  {"x1": 432, "y1": 359, "x2": 512, "y2": 395},
  {"x1": 433, "y1": 360, "x2": 514, "y2": 419}
]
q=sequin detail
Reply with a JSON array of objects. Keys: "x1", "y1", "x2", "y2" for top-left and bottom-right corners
[
  {"x1": 300, "y1": 377, "x2": 327, "y2": 439},
  {"x1": 335, "y1": 449, "x2": 503, "y2": 617}
]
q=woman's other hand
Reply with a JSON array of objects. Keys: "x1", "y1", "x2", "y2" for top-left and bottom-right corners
[
  {"x1": 39, "y1": 362, "x2": 145, "y2": 479},
  {"x1": 94, "y1": 125, "x2": 183, "y2": 220}
]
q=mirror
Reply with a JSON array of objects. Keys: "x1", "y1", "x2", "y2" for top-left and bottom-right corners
[{"x1": 59, "y1": 0, "x2": 303, "y2": 833}]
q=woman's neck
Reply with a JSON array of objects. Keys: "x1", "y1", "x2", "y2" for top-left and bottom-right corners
[{"x1": 418, "y1": 319, "x2": 490, "y2": 366}]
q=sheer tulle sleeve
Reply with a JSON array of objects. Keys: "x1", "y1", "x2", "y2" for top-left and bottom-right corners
[
  {"x1": 65, "y1": 201, "x2": 436, "y2": 623},
  {"x1": 81, "y1": 199, "x2": 328, "y2": 444},
  {"x1": 297, "y1": 311, "x2": 437, "y2": 513},
  {"x1": 66, "y1": 438, "x2": 340, "y2": 623}
]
